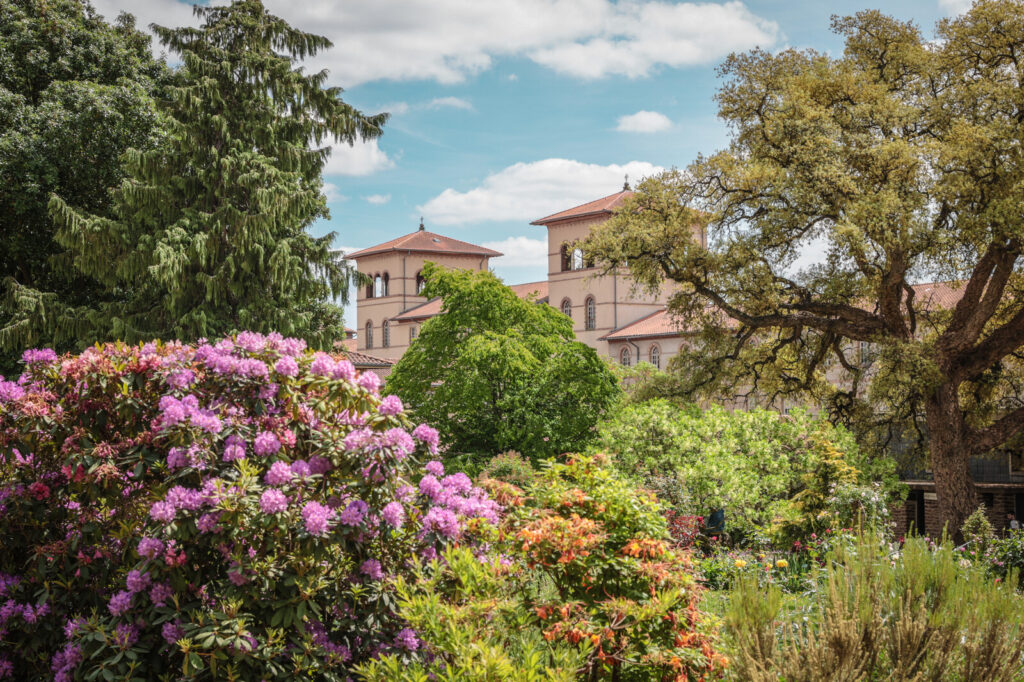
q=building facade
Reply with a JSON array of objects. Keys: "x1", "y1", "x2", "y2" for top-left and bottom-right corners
[{"x1": 347, "y1": 187, "x2": 700, "y2": 368}]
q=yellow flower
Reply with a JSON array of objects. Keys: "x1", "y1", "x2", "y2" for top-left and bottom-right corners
[
  {"x1": 757, "y1": 553, "x2": 765, "y2": 560},
  {"x1": 776, "y1": 559, "x2": 789, "y2": 569},
  {"x1": 734, "y1": 559, "x2": 747, "y2": 568}
]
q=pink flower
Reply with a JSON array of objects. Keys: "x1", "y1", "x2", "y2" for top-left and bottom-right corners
[
  {"x1": 274, "y1": 356, "x2": 299, "y2": 377},
  {"x1": 381, "y1": 502, "x2": 405, "y2": 528},
  {"x1": 424, "y1": 460, "x2": 444, "y2": 477},
  {"x1": 302, "y1": 501, "x2": 335, "y2": 536},
  {"x1": 137, "y1": 537, "x2": 164, "y2": 559},
  {"x1": 254, "y1": 431, "x2": 281, "y2": 456},
  {"x1": 107, "y1": 590, "x2": 132, "y2": 616},
  {"x1": 222, "y1": 435, "x2": 246, "y2": 462},
  {"x1": 357, "y1": 371, "x2": 381, "y2": 393},
  {"x1": 412, "y1": 423, "x2": 440, "y2": 454},
  {"x1": 378, "y1": 395, "x2": 403, "y2": 415},
  {"x1": 264, "y1": 461, "x2": 293, "y2": 486},
  {"x1": 125, "y1": 570, "x2": 150, "y2": 593},
  {"x1": 310, "y1": 353, "x2": 336, "y2": 377},
  {"x1": 260, "y1": 489, "x2": 288, "y2": 514},
  {"x1": 162, "y1": 621, "x2": 184, "y2": 645},
  {"x1": 360, "y1": 559, "x2": 384, "y2": 580}
]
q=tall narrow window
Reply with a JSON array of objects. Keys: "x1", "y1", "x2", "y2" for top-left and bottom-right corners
[
  {"x1": 365, "y1": 321, "x2": 373, "y2": 349},
  {"x1": 382, "y1": 320, "x2": 390, "y2": 348},
  {"x1": 410, "y1": 326, "x2": 418, "y2": 342},
  {"x1": 560, "y1": 244, "x2": 571, "y2": 272},
  {"x1": 620, "y1": 347, "x2": 631, "y2": 366},
  {"x1": 366, "y1": 279, "x2": 374, "y2": 299},
  {"x1": 373, "y1": 274, "x2": 383, "y2": 298},
  {"x1": 649, "y1": 345, "x2": 661, "y2": 369},
  {"x1": 415, "y1": 271, "x2": 426, "y2": 294},
  {"x1": 584, "y1": 296, "x2": 596, "y2": 331},
  {"x1": 382, "y1": 273, "x2": 390, "y2": 296},
  {"x1": 560, "y1": 298, "x2": 572, "y2": 318},
  {"x1": 572, "y1": 247, "x2": 584, "y2": 270}
]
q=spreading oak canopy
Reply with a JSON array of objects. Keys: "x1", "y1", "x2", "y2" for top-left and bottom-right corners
[{"x1": 585, "y1": 0, "x2": 1024, "y2": 534}]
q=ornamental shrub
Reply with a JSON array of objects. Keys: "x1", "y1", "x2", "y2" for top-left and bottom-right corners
[
  {"x1": 596, "y1": 401, "x2": 898, "y2": 544},
  {"x1": 0, "y1": 335, "x2": 499, "y2": 680}
]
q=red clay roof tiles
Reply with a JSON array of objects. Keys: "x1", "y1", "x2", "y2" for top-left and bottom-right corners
[
  {"x1": 530, "y1": 190, "x2": 634, "y2": 226},
  {"x1": 345, "y1": 230, "x2": 503, "y2": 260}
]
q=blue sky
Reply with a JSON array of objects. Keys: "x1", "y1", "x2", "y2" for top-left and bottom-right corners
[{"x1": 92, "y1": 0, "x2": 968, "y2": 325}]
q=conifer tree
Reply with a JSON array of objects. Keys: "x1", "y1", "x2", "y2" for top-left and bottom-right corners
[{"x1": 49, "y1": 0, "x2": 385, "y2": 346}]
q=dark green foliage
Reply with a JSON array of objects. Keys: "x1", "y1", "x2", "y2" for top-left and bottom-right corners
[
  {"x1": 0, "y1": 0, "x2": 169, "y2": 372},
  {"x1": 46, "y1": 0, "x2": 385, "y2": 347},
  {"x1": 386, "y1": 263, "x2": 620, "y2": 459}
]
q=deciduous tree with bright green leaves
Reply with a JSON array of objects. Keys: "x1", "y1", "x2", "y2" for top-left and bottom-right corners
[
  {"x1": 0, "y1": 0, "x2": 170, "y2": 373},
  {"x1": 385, "y1": 263, "x2": 620, "y2": 459},
  {"x1": 585, "y1": 0, "x2": 1024, "y2": 536},
  {"x1": 46, "y1": 0, "x2": 385, "y2": 348}
]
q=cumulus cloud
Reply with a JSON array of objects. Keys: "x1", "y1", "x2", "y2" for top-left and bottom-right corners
[
  {"x1": 419, "y1": 158, "x2": 663, "y2": 226},
  {"x1": 365, "y1": 194, "x2": 391, "y2": 205},
  {"x1": 91, "y1": 0, "x2": 780, "y2": 86},
  {"x1": 322, "y1": 183, "x2": 347, "y2": 203},
  {"x1": 427, "y1": 97, "x2": 474, "y2": 110},
  {"x1": 322, "y1": 139, "x2": 395, "y2": 176},
  {"x1": 938, "y1": 0, "x2": 973, "y2": 14},
  {"x1": 481, "y1": 236, "x2": 548, "y2": 267},
  {"x1": 616, "y1": 110, "x2": 672, "y2": 133}
]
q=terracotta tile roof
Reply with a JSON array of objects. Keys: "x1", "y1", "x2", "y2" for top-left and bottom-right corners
[
  {"x1": 331, "y1": 346, "x2": 395, "y2": 368},
  {"x1": 601, "y1": 309, "x2": 682, "y2": 340},
  {"x1": 345, "y1": 230, "x2": 503, "y2": 260},
  {"x1": 530, "y1": 189, "x2": 634, "y2": 226},
  {"x1": 392, "y1": 280, "x2": 549, "y2": 322},
  {"x1": 601, "y1": 281, "x2": 968, "y2": 341}
]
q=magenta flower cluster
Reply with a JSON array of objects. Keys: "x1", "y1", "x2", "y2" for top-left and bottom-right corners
[{"x1": 0, "y1": 332, "x2": 503, "y2": 680}]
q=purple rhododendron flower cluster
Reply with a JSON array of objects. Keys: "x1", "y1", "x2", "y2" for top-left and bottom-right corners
[{"x1": 0, "y1": 333, "x2": 502, "y2": 679}]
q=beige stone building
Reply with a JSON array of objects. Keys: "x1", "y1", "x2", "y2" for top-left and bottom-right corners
[{"x1": 346, "y1": 187, "x2": 701, "y2": 369}]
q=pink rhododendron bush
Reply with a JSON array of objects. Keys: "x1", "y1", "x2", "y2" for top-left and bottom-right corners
[{"x1": 0, "y1": 334, "x2": 498, "y2": 680}]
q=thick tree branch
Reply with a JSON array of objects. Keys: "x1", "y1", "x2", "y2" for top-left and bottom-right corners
[{"x1": 967, "y1": 404, "x2": 1024, "y2": 456}]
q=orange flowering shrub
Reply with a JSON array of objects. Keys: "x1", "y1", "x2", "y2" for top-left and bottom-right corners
[{"x1": 506, "y1": 455, "x2": 727, "y2": 681}]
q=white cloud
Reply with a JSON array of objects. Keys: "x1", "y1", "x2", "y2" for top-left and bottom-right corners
[
  {"x1": 616, "y1": 110, "x2": 672, "y2": 133},
  {"x1": 482, "y1": 236, "x2": 548, "y2": 267},
  {"x1": 365, "y1": 194, "x2": 391, "y2": 205},
  {"x1": 91, "y1": 0, "x2": 780, "y2": 86},
  {"x1": 508, "y1": 73, "x2": 519, "y2": 81},
  {"x1": 322, "y1": 139, "x2": 394, "y2": 176},
  {"x1": 379, "y1": 101, "x2": 411, "y2": 116},
  {"x1": 427, "y1": 96, "x2": 474, "y2": 110},
  {"x1": 419, "y1": 158, "x2": 663, "y2": 226},
  {"x1": 322, "y1": 183, "x2": 347, "y2": 203},
  {"x1": 938, "y1": 0, "x2": 973, "y2": 14}
]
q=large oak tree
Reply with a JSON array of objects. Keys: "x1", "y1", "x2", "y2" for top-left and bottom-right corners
[{"x1": 585, "y1": 0, "x2": 1024, "y2": 534}]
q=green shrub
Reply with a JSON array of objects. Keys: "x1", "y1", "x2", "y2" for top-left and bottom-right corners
[
  {"x1": 596, "y1": 401, "x2": 898, "y2": 544},
  {"x1": 478, "y1": 450, "x2": 537, "y2": 488},
  {"x1": 723, "y1": 532, "x2": 1024, "y2": 681},
  {"x1": 989, "y1": 529, "x2": 1024, "y2": 588},
  {"x1": 962, "y1": 505, "x2": 996, "y2": 556}
]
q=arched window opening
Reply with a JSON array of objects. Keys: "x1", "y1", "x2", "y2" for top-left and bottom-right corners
[
  {"x1": 365, "y1": 278, "x2": 374, "y2": 299},
  {"x1": 649, "y1": 345, "x2": 661, "y2": 369},
  {"x1": 560, "y1": 244, "x2": 571, "y2": 272},
  {"x1": 382, "y1": 320, "x2": 390, "y2": 348},
  {"x1": 373, "y1": 274, "x2": 383, "y2": 298},
  {"x1": 365, "y1": 321, "x2": 374, "y2": 349},
  {"x1": 410, "y1": 326, "x2": 418, "y2": 342},
  {"x1": 415, "y1": 271, "x2": 426, "y2": 294},
  {"x1": 584, "y1": 297, "x2": 596, "y2": 331},
  {"x1": 572, "y1": 247, "x2": 584, "y2": 271},
  {"x1": 620, "y1": 347, "x2": 632, "y2": 366},
  {"x1": 560, "y1": 298, "x2": 572, "y2": 318},
  {"x1": 382, "y1": 272, "x2": 390, "y2": 297}
]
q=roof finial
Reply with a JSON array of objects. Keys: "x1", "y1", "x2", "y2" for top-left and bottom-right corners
[
  {"x1": 623, "y1": 174, "x2": 631, "y2": 191},
  {"x1": 418, "y1": 216, "x2": 425, "y2": 231}
]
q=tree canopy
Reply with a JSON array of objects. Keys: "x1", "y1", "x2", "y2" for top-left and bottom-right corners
[
  {"x1": 584, "y1": 0, "x2": 1024, "y2": 533},
  {"x1": 0, "y1": 0, "x2": 169, "y2": 372},
  {"x1": 386, "y1": 263, "x2": 620, "y2": 459},
  {"x1": 43, "y1": 0, "x2": 385, "y2": 348}
]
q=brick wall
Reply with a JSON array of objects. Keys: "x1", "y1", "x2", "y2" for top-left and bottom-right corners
[{"x1": 892, "y1": 484, "x2": 1024, "y2": 538}]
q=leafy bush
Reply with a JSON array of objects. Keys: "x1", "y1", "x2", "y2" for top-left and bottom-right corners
[
  {"x1": 365, "y1": 455, "x2": 727, "y2": 680},
  {"x1": 989, "y1": 529, "x2": 1024, "y2": 589},
  {"x1": 0, "y1": 335, "x2": 499, "y2": 680},
  {"x1": 962, "y1": 505, "x2": 996, "y2": 556},
  {"x1": 477, "y1": 450, "x2": 536, "y2": 488},
  {"x1": 596, "y1": 401, "x2": 897, "y2": 543},
  {"x1": 724, "y1": 532, "x2": 1024, "y2": 681}
]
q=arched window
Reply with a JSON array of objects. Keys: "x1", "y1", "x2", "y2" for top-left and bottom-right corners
[
  {"x1": 373, "y1": 274, "x2": 383, "y2": 298},
  {"x1": 584, "y1": 296, "x2": 596, "y2": 331},
  {"x1": 560, "y1": 298, "x2": 572, "y2": 318},
  {"x1": 649, "y1": 345, "x2": 661, "y2": 369},
  {"x1": 382, "y1": 272, "x2": 390, "y2": 297},
  {"x1": 382, "y1": 320, "x2": 390, "y2": 348},
  {"x1": 620, "y1": 347, "x2": 632, "y2": 366},
  {"x1": 415, "y1": 271, "x2": 426, "y2": 294},
  {"x1": 572, "y1": 247, "x2": 584, "y2": 270},
  {"x1": 410, "y1": 326, "x2": 418, "y2": 342},
  {"x1": 560, "y1": 244, "x2": 571, "y2": 272},
  {"x1": 365, "y1": 321, "x2": 374, "y2": 349},
  {"x1": 365, "y1": 278, "x2": 374, "y2": 299}
]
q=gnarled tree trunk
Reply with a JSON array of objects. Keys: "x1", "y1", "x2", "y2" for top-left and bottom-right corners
[{"x1": 925, "y1": 383, "x2": 976, "y2": 541}]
